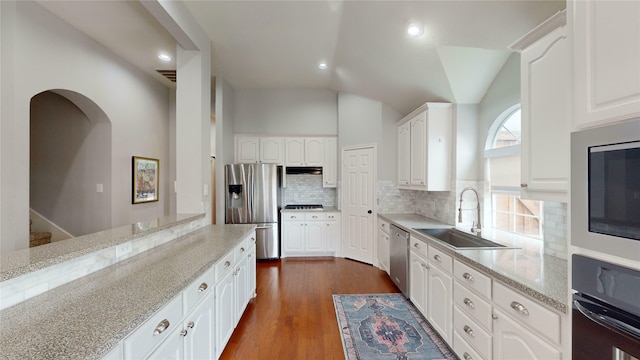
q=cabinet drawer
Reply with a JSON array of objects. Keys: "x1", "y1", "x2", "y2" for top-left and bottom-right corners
[
  {"x1": 493, "y1": 282, "x2": 560, "y2": 345},
  {"x1": 282, "y1": 213, "x2": 303, "y2": 221},
  {"x1": 428, "y1": 246, "x2": 452, "y2": 273},
  {"x1": 378, "y1": 218, "x2": 390, "y2": 234},
  {"x1": 235, "y1": 237, "x2": 251, "y2": 259},
  {"x1": 215, "y1": 251, "x2": 236, "y2": 282},
  {"x1": 124, "y1": 295, "x2": 183, "y2": 360},
  {"x1": 409, "y1": 237, "x2": 428, "y2": 258},
  {"x1": 453, "y1": 307, "x2": 492, "y2": 360},
  {"x1": 453, "y1": 331, "x2": 486, "y2": 360},
  {"x1": 183, "y1": 266, "x2": 215, "y2": 314},
  {"x1": 326, "y1": 212, "x2": 339, "y2": 221},
  {"x1": 454, "y1": 281, "x2": 492, "y2": 331},
  {"x1": 304, "y1": 213, "x2": 326, "y2": 221},
  {"x1": 454, "y1": 260, "x2": 491, "y2": 299}
]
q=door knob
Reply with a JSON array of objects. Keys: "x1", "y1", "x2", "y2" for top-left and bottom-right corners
[{"x1": 367, "y1": 210, "x2": 372, "y2": 214}]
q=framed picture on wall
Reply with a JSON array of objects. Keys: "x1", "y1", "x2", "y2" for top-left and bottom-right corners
[{"x1": 132, "y1": 156, "x2": 159, "y2": 204}]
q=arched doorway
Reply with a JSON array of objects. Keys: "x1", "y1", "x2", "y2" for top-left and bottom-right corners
[{"x1": 29, "y1": 89, "x2": 112, "y2": 240}]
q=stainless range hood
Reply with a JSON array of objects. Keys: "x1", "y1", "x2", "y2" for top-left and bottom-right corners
[{"x1": 285, "y1": 166, "x2": 322, "y2": 175}]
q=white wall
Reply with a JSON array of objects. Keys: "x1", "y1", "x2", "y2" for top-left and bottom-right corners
[
  {"x1": 215, "y1": 77, "x2": 236, "y2": 224},
  {"x1": 233, "y1": 89, "x2": 338, "y2": 135},
  {"x1": 478, "y1": 53, "x2": 521, "y2": 179},
  {"x1": 1, "y1": 2, "x2": 171, "y2": 252},
  {"x1": 455, "y1": 104, "x2": 481, "y2": 181}
]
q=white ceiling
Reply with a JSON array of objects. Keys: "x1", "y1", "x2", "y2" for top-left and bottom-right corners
[{"x1": 37, "y1": 0, "x2": 565, "y2": 115}]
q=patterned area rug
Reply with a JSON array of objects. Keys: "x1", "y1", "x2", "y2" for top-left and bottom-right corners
[{"x1": 333, "y1": 294, "x2": 457, "y2": 360}]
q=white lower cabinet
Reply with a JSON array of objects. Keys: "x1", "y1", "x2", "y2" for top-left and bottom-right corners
[
  {"x1": 119, "y1": 232, "x2": 256, "y2": 360},
  {"x1": 454, "y1": 307, "x2": 492, "y2": 360},
  {"x1": 427, "y1": 257, "x2": 453, "y2": 343},
  {"x1": 492, "y1": 308, "x2": 561, "y2": 360},
  {"x1": 103, "y1": 342, "x2": 123, "y2": 360},
  {"x1": 409, "y1": 249, "x2": 428, "y2": 315},
  {"x1": 281, "y1": 212, "x2": 340, "y2": 257}
]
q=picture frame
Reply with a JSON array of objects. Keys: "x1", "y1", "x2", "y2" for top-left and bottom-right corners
[{"x1": 132, "y1": 156, "x2": 159, "y2": 204}]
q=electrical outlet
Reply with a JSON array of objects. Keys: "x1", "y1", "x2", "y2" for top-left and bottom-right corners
[{"x1": 115, "y1": 242, "x2": 132, "y2": 257}]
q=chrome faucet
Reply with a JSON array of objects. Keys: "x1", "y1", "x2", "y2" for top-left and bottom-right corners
[{"x1": 458, "y1": 187, "x2": 481, "y2": 235}]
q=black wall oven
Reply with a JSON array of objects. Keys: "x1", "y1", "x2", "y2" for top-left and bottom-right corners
[
  {"x1": 571, "y1": 119, "x2": 640, "y2": 262},
  {"x1": 573, "y1": 255, "x2": 640, "y2": 360}
]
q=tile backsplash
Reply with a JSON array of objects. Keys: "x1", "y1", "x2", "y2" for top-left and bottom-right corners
[
  {"x1": 283, "y1": 174, "x2": 336, "y2": 206},
  {"x1": 376, "y1": 180, "x2": 568, "y2": 260}
]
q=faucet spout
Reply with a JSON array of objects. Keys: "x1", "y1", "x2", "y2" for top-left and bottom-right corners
[{"x1": 458, "y1": 188, "x2": 481, "y2": 234}]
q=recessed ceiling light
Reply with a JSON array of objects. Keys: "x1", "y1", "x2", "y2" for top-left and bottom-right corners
[
  {"x1": 158, "y1": 54, "x2": 172, "y2": 62},
  {"x1": 318, "y1": 63, "x2": 328, "y2": 70},
  {"x1": 407, "y1": 22, "x2": 424, "y2": 37}
]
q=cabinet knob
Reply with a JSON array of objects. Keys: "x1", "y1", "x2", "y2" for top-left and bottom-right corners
[
  {"x1": 187, "y1": 321, "x2": 195, "y2": 329},
  {"x1": 520, "y1": 183, "x2": 528, "y2": 188},
  {"x1": 463, "y1": 325, "x2": 475, "y2": 338},
  {"x1": 463, "y1": 272, "x2": 475, "y2": 282},
  {"x1": 367, "y1": 210, "x2": 372, "y2": 214},
  {"x1": 224, "y1": 261, "x2": 231, "y2": 268},
  {"x1": 463, "y1": 352, "x2": 473, "y2": 360},
  {"x1": 463, "y1": 297, "x2": 475, "y2": 309},
  {"x1": 197, "y1": 283, "x2": 208, "y2": 292},
  {"x1": 414, "y1": 243, "x2": 420, "y2": 248},
  {"x1": 180, "y1": 329, "x2": 188, "y2": 337},
  {"x1": 433, "y1": 254, "x2": 441, "y2": 262}
]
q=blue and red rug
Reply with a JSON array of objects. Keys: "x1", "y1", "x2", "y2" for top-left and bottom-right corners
[{"x1": 333, "y1": 294, "x2": 456, "y2": 360}]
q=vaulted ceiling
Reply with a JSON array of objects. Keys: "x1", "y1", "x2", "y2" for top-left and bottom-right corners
[{"x1": 37, "y1": 0, "x2": 565, "y2": 115}]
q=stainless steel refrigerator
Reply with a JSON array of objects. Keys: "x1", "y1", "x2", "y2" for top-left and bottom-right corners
[{"x1": 225, "y1": 163, "x2": 281, "y2": 259}]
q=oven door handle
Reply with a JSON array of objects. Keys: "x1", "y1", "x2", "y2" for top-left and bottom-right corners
[{"x1": 574, "y1": 299, "x2": 640, "y2": 339}]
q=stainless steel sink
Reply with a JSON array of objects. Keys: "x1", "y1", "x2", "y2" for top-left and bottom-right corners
[{"x1": 413, "y1": 228, "x2": 513, "y2": 249}]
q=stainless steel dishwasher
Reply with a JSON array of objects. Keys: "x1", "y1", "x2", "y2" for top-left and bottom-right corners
[{"x1": 389, "y1": 224, "x2": 409, "y2": 297}]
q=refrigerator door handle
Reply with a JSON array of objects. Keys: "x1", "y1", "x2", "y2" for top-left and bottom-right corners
[{"x1": 255, "y1": 225, "x2": 273, "y2": 230}]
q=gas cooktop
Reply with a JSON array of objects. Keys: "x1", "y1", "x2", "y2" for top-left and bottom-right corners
[{"x1": 284, "y1": 204, "x2": 324, "y2": 210}]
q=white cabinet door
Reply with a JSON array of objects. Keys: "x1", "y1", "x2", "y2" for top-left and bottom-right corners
[
  {"x1": 410, "y1": 113, "x2": 427, "y2": 187},
  {"x1": 572, "y1": 0, "x2": 640, "y2": 128},
  {"x1": 377, "y1": 229, "x2": 390, "y2": 274},
  {"x1": 425, "y1": 104, "x2": 452, "y2": 191},
  {"x1": 305, "y1": 137, "x2": 325, "y2": 166},
  {"x1": 427, "y1": 264, "x2": 453, "y2": 343},
  {"x1": 305, "y1": 221, "x2": 326, "y2": 252},
  {"x1": 235, "y1": 136, "x2": 259, "y2": 163},
  {"x1": 493, "y1": 309, "x2": 562, "y2": 360},
  {"x1": 248, "y1": 245, "x2": 257, "y2": 299},
  {"x1": 409, "y1": 251, "x2": 428, "y2": 316},
  {"x1": 282, "y1": 221, "x2": 304, "y2": 256},
  {"x1": 183, "y1": 292, "x2": 214, "y2": 360},
  {"x1": 259, "y1": 137, "x2": 284, "y2": 164},
  {"x1": 397, "y1": 122, "x2": 411, "y2": 188},
  {"x1": 325, "y1": 215, "x2": 340, "y2": 254},
  {"x1": 323, "y1": 137, "x2": 337, "y2": 187},
  {"x1": 102, "y1": 342, "x2": 123, "y2": 360},
  {"x1": 520, "y1": 22, "x2": 569, "y2": 201},
  {"x1": 214, "y1": 271, "x2": 235, "y2": 359},
  {"x1": 234, "y1": 255, "x2": 249, "y2": 326},
  {"x1": 147, "y1": 328, "x2": 185, "y2": 360},
  {"x1": 285, "y1": 138, "x2": 305, "y2": 166}
]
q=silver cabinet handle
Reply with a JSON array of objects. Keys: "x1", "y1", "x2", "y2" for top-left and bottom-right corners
[
  {"x1": 463, "y1": 297, "x2": 475, "y2": 309},
  {"x1": 153, "y1": 319, "x2": 170, "y2": 336},
  {"x1": 463, "y1": 325, "x2": 475, "y2": 337},
  {"x1": 312, "y1": 215, "x2": 318, "y2": 219},
  {"x1": 291, "y1": 216, "x2": 297, "y2": 219},
  {"x1": 240, "y1": 247, "x2": 246, "y2": 252},
  {"x1": 187, "y1": 321, "x2": 194, "y2": 329},
  {"x1": 492, "y1": 313, "x2": 498, "y2": 320},
  {"x1": 463, "y1": 272, "x2": 475, "y2": 282},
  {"x1": 520, "y1": 183, "x2": 528, "y2": 188},
  {"x1": 197, "y1": 283, "x2": 208, "y2": 292},
  {"x1": 433, "y1": 254, "x2": 441, "y2": 262},
  {"x1": 414, "y1": 243, "x2": 420, "y2": 248},
  {"x1": 224, "y1": 261, "x2": 231, "y2": 268},
  {"x1": 180, "y1": 329, "x2": 188, "y2": 337},
  {"x1": 463, "y1": 352, "x2": 473, "y2": 360},
  {"x1": 510, "y1": 301, "x2": 529, "y2": 316}
]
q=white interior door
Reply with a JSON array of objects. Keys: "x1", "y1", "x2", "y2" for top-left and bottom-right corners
[{"x1": 341, "y1": 145, "x2": 376, "y2": 264}]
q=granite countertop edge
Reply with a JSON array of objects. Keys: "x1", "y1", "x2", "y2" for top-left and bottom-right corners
[
  {"x1": 1, "y1": 213, "x2": 205, "y2": 281},
  {"x1": 379, "y1": 213, "x2": 569, "y2": 314}
]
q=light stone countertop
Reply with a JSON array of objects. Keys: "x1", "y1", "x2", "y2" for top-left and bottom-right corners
[
  {"x1": 0, "y1": 224, "x2": 256, "y2": 360},
  {"x1": 1, "y1": 214, "x2": 205, "y2": 282},
  {"x1": 379, "y1": 213, "x2": 569, "y2": 314}
]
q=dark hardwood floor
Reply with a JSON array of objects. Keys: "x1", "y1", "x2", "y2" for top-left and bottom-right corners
[{"x1": 219, "y1": 257, "x2": 400, "y2": 359}]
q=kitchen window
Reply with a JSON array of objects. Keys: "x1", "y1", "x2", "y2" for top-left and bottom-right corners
[{"x1": 485, "y1": 104, "x2": 543, "y2": 239}]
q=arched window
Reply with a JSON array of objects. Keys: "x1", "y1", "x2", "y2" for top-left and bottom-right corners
[{"x1": 485, "y1": 105, "x2": 543, "y2": 239}]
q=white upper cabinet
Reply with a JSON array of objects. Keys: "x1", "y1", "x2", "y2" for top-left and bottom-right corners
[
  {"x1": 235, "y1": 136, "x2": 284, "y2": 164},
  {"x1": 512, "y1": 10, "x2": 569, "y2": 202},
  {"x1": 397, "y1": 102, "x2": 452, "y2": 191},
  {"x1": 571, "y1": 0, "x2": 640, "y2": 128},
  {"x1": 285, "y1": 137, "x2": 325, "y2": 166},
  {"x1": 323, "y1": 137, "x2": 337, "y2": 188}
]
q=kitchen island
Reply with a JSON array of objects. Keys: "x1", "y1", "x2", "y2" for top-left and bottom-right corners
[{"x1": 0, "y1": 223, "x2": 256, "y2": 359}]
